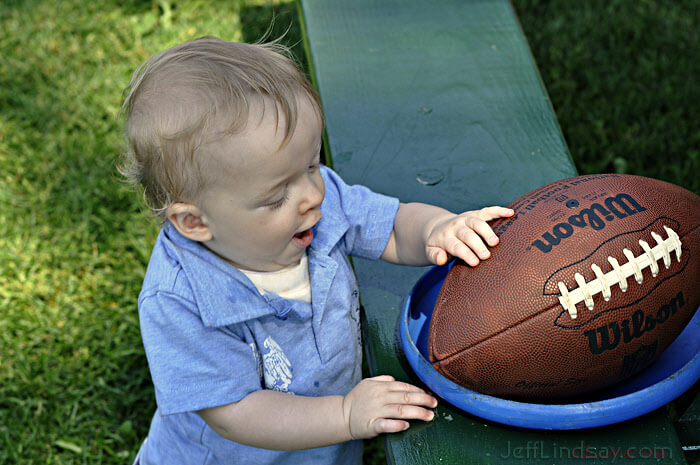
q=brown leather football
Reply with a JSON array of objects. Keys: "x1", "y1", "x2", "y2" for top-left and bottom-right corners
[{"x1": 429, "y1": 174, "x2": 699, "y2": 401}]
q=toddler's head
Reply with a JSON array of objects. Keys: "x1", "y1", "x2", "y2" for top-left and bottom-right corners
[{"x1": 120, "y1": 36, "x2": 322, "y2": 220}]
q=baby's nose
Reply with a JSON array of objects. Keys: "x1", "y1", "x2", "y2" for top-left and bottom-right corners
[{"x1": 299, "y1": 178, "x2": 324, "y2": 213}]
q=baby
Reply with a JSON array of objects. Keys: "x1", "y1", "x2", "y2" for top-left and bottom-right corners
[{"x1": 121, "y1": 36, "x2": 514, "y2": 464}]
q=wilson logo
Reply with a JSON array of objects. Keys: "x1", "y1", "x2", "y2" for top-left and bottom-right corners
[
  {"x1": 619, "y1": 340, "x2": 658, "y2": 380},
  {"x1": 531, "y1": 193, "x2": 647, "y2": 254},
  {"x1": 583, "y1": 292, "x2": 685, "y2": 355}
]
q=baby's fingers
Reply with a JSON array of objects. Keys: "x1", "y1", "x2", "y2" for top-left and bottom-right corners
[
  {"x1": 389, "y1": 403, "x2": 435, "y2": 421},
  {"x1": 389, "y1": 389, "x2": 438, "y2": 410},
  {"x1": 372, "y1": 418, "x2": 411, "y2": 434},
  {"x1": 465, "y1": 216, "x2": 501, "y2": 248},
  {"x1": 375, "y1": 387, "x2": 438, "y2": 428},
  {"x1": 371, "y1": 403, "x2": 435, "y2": 435},
  {"x1": 475, "y1": 206, "x2": 515, "y2": 221}
]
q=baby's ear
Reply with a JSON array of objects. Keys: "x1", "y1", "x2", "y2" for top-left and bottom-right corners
[{"x1": 166, "y1": 202, "x2": 213, "y2": 242}]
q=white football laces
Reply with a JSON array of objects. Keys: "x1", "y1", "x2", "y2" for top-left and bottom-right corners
[{"x1": 557, "y1": 226, "x2": 682, "y2": 319}]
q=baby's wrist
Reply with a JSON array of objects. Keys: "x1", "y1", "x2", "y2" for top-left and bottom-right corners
[{"x1": 338, "y1": 394, "x2": 356, "y2": 441}]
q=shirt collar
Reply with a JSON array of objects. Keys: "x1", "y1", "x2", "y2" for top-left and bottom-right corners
[{"x1": 162, "y1": 223, "x2": 279, "y2": 327}]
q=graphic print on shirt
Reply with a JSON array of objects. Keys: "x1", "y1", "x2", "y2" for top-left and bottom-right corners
[{"x1": 262, "y1": 336, "x2": 293, "y2": 392}]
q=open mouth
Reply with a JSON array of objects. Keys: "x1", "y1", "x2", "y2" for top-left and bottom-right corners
[{"x1": 292, "y1": 228, "x2": 314, "y2": 248}]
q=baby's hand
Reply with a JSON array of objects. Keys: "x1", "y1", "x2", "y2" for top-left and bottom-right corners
[
  {"x1": 342, "y1": 375, "x2": 437, "y2": 439},
  {"x1": 426, "y1": 206, "x2": 515, "y2": 266}
]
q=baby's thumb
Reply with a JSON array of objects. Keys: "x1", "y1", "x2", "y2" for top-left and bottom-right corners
[{"x1": 427, "y1": 247, "x2": 447, "y2": 265}]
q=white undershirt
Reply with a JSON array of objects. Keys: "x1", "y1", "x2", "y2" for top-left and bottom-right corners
[{"x1": 239, "y1": 253, "x2": 312, "y2": 303}]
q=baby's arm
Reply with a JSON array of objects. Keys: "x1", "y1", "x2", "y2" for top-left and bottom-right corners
[
  {"x1": 381, "y1": 202, "x2": 515, "y2": 267},
  {"x1": 198, "y1": 375, "x2": 436, "y2": 450}
]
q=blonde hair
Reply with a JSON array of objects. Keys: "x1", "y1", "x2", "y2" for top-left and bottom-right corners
[{"x1": 119, "y1": 36, "x2": 322, "y2": 219}]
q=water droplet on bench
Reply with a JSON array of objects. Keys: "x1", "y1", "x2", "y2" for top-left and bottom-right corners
[{"x1": 416, "y1": 169, "x2": 444, "y2": 186}]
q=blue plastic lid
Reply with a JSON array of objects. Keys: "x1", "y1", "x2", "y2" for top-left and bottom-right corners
[{"x1": 400, "y1": 263, "x2": 700, "y2": 430}]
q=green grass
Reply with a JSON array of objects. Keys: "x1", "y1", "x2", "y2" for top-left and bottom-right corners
[
  {"x1": 513, "y1": 0, "x2": 699, "y2": 192},
  {"x1": 0, "y1": 0, "x2": 696, "y2": 464}
]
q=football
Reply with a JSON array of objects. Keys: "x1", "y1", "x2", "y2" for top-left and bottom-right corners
[{"x1": 428, "y1": 174, "x2": 699, "y2": 401}]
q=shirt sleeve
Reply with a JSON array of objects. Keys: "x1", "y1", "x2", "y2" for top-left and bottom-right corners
[
  {"x1": 139, "y1": 290, "x2": 261, "y2": 415},
  {"x1": 321, "y1": 166, "x2": 400, "y2": 259}
]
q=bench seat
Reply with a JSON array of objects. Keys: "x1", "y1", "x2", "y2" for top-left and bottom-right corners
[{"x1": 297, "y1": 0, "x2": 691, "y2": 463}]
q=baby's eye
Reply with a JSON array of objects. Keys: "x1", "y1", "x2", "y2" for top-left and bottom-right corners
[
  {"x1": 267, "y1": 192, "x2": 289, "y2": 210},
  {"x1": 309, "y1": 153, "x2": 321, "y2": 172}
]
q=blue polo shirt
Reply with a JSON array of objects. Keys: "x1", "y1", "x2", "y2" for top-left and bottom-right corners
[{"x1": 136, "y1": 166, "x2": 399, "y2": 465}]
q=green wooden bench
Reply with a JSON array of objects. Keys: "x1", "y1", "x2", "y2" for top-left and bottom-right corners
[{"x1": 297, "y1": 1, "x2": 696, "y2": 463}]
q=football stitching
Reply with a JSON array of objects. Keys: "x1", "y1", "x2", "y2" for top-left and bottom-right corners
[
  {"x1": 542, "y1": 216, "x2": 681, "y2": 297},
  {"x1": 552, "y1": 252, "x2": 691, "y2": 330},
  {"x1": 557, "y1": 225, "x2": 682, "y2": 319}
]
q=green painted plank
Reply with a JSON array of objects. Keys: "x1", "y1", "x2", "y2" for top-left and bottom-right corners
[
  {"x1": 297, "y1": 0, "x2": 686, "y2": 463},
  {"x1": 299, "y1": 0, "x2": 576, "y2": 210},
  {"x1": 676, "y1": 388, "x2": 700, "y2": 447}
]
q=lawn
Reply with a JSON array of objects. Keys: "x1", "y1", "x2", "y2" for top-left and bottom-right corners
[{"x1": 0, "y1": 0, "x2": 696, "y2": 463}]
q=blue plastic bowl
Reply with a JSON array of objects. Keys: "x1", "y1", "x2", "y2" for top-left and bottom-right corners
[{"x1": 399, "y1": 262, "x2": 700, "y2": 430}]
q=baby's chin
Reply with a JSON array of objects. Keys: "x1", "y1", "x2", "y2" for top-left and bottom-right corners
[{"x1": 262, "y1": 250, "x2": 308, "y2": 271}]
